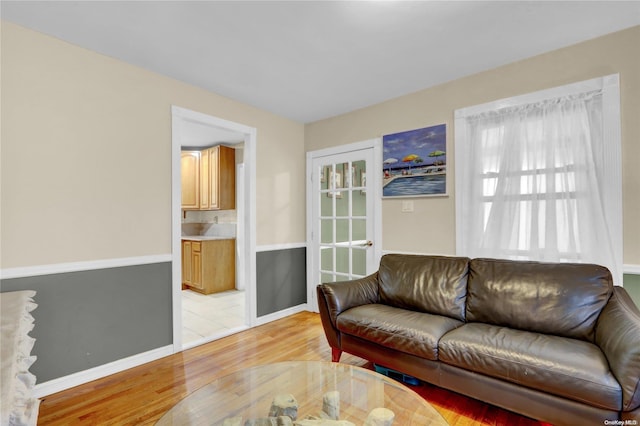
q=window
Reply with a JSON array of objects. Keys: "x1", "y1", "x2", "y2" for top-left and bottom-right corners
[{"x1": 455, "y1": 75, "x2": 622, "y2": 284}]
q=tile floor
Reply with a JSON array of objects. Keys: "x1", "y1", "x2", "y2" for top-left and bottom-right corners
[{"x1": 181, "y1": 289, "x2": 246, "y2": 347}]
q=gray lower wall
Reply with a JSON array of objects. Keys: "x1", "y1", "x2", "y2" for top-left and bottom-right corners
[
  {"x1": 0, "y1": 262, "x2": 173, "y2": 383},
  {"x1": 256, "y1": 247, "x2": 307, "y2": 317},
  {"x1": 624, "y1": 274, "x2": 640, "y2": 308},
  {"x1": 0, "y1": 247, "x2": 308, "y2": 385}
]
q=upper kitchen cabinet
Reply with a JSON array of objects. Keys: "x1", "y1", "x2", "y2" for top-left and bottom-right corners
[
  {"x1": 206, "y1": 145, "x2": 235, "y2": 210},
  {"x1": 181, "y1": 151, "x2": 200, "y2": 209},
  {"x1": 181, "y1": 145, "x2": 235, "y2": 211}
]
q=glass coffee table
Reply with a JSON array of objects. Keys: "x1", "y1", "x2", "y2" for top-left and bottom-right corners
[{"x1": 156, "y1": 361, "x2": 448, "y2": 425}]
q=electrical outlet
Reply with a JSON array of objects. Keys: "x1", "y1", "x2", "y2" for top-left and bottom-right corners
[{"x1": 401, "y1": 200, "x2": 414, "y2": 212}]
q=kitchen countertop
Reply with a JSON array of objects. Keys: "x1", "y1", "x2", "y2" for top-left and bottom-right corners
[{"x1": 181, "y1": 235, "x2": 235, "y2": 241}]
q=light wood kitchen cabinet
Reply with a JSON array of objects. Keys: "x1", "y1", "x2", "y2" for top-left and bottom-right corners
[
  {"x1": 192, "y1": 245, "x2": 203, "y2": 289},
  {"x1": 182, "y1": 240, "x2": 193, "y2": 286},
  {"x1": 181, "y1": 145, "x2": 235, "y2": 211},
  {"x1": 181, "y1": 239, "x2": 235, "y2": 295},
  {"x1": 199, "y1": 146, "x2": 210, "y2": 209},
  {"x1": 201, "y1": 145, "x2": 236, "y2": 210},
  {"x1": 181, "y1": 151, "x2": 200, "y2": 210}
]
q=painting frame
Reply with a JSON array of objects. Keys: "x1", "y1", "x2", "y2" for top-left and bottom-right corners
[{"x1": 382, "y1": 124, "x2": 447, "y2": 198}]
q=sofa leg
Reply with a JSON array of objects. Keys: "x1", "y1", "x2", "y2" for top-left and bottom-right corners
[{"x1": 331, "y1": 348, "x2": 342, "y2": 362}]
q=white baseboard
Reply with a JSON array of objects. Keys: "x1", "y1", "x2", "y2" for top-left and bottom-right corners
[
  {"x1": 255, "y1": 304, "x2": 309, "y2": 326},
  {"x1": 33, "y1": 345, "x2": 174, "y2": 398}
]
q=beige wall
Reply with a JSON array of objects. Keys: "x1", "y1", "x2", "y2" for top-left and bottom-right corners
[
  {"x1": 1, "y1": 21, "x2": 306, "y2": 268},
  {"x1": 305, "y1": 26, "x2": 640, "y2": 265},
  {"x1": 3, "y1": 22, "x2": 638, "y2": 269}
]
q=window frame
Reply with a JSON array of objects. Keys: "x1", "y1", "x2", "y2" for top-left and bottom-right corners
[{"x1": 454, "y1": 74, "x2": 622, "y2": 284}]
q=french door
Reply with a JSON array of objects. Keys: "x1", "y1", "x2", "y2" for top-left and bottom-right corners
[{"x1": 308, "y1": 144, "x2": 379, "y2": 311}]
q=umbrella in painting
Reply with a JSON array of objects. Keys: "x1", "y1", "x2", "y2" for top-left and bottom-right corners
[
  {"x1": 383, "y1": 158, "x2": 398, "y2": 175},
  {"x1": 428, "y1": 150, "x2": 446, "y2": 165},
  {"x1": 402, "y1": 154, "x2": 420, "y2": 173}
]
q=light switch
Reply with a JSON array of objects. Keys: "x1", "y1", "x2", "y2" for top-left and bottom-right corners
[{"x1": 401, "y1": 200, "x2": 414, "y2": 212}]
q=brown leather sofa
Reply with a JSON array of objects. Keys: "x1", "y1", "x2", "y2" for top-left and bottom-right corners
[{"x1": 317, "y1": 254, "x2": 640, "y2": 425}]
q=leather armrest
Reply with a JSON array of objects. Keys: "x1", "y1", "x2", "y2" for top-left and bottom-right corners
[
  {"x1": 596, "y1": 286, "x2": 640, "y2": 412},
  {"x1": 317, "y1": 273, "x2": 379, "y2": 328},
  {"x1": 316, "y1": 273, "x2": 379, "y2": 352}
]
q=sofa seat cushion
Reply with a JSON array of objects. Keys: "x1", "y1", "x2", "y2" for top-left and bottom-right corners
[
  {"x1": 336, "y1": 304, "x2": 463, "y2": 360},
  {"x1": 439, "y1": 323, "x2": 622, "y2": 410}
]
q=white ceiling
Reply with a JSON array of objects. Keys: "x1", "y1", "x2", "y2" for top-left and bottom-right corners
[{"x1": 2, "y1": 1, "x2": 639, "y2": 124}]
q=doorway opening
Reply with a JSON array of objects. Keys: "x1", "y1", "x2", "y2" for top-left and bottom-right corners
[{"x1": 171, "y1": 106, "x2": 257, "y2": 351}]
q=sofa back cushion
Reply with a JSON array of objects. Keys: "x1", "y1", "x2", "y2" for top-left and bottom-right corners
[
  {"x1": 467, "y1": 258, "x2": 613, "y2": 342},
  {"x1": 378, "y1": 254, "x2": 470, "y2": 321}
]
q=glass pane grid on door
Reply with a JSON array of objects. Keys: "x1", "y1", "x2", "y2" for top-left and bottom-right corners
[{"x1": 318, "y1": 160, "x2": 367, "y2": 284}]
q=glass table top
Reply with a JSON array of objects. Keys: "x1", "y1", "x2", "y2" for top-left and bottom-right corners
[{"x1": 156, "y1": 361, "x2": 448, "y2": 425}]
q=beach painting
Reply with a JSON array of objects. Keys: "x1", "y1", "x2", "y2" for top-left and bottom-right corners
[{"x1": 382, "y1": 124, "x2": 447, "y2": 198}]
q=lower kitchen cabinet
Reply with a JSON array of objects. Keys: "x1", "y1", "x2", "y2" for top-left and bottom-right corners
[{"x1": 182, "y1": 239, "x2": 236, "y2": 295}]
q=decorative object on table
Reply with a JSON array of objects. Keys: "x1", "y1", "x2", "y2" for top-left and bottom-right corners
[
  {"x1": 269, "y1": 394, "x2": 299, "y2": 420},
  {"x1": 223, "y1": 391, "x2": 393, "y2": 426},
  {"x1": 364, "y1": 408, "x2": 395, "y2": 426},
  {"x1": 382, "y1": 124, "x2": 446, "y2": 198},
  {"x1": 322, "y1": 390, "x2": 340, "y2": 420}
]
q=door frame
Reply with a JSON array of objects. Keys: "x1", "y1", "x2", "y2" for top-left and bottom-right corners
[
  {"x1": 171, "y1": 106, "x2": 257, "y2": 352},
  {"x1": 306, "y1": 138, "x2": 383, "y2": 312}
]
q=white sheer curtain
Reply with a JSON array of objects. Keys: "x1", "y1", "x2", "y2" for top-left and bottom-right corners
[{"x1": 455, "y1": 75, "x2": 622, "y2": 284}]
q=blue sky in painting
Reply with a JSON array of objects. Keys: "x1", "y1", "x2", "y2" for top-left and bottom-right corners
[{"x1": 383, "y1": 123, "x2": 446, "y2": 169}]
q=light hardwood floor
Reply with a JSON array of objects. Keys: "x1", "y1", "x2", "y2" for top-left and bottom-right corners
[{"x1": 37, "y1": 312, "x2": 547, "y2": 425}]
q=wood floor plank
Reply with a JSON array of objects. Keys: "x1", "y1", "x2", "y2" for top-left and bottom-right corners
[{"x1": 37, "y1": 312, "x2": 546, "y2": 425}]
